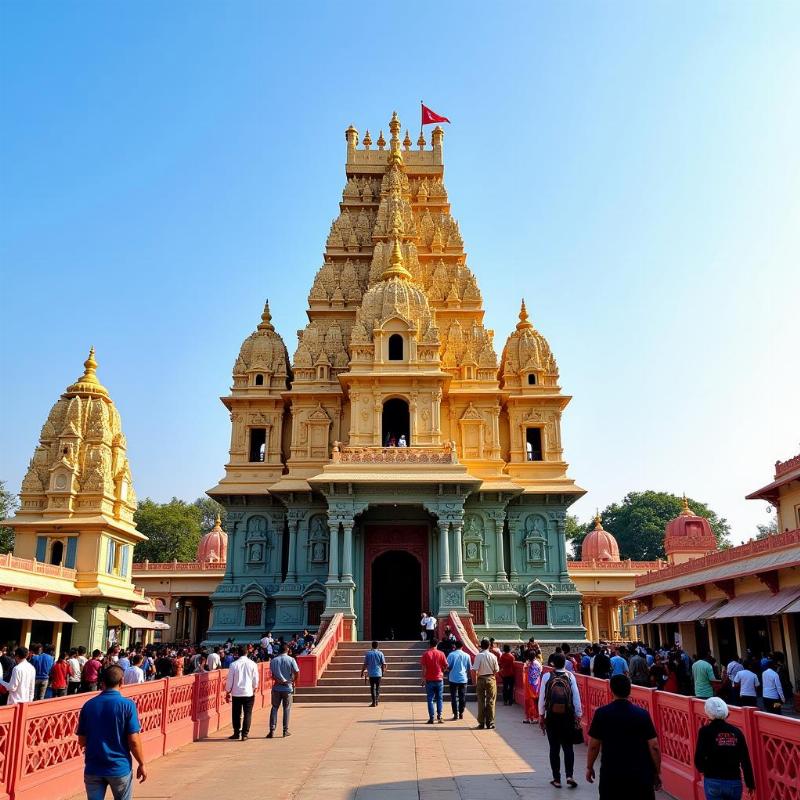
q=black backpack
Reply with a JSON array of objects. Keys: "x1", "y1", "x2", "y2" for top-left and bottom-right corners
[{"x1": 545, "y1": 672, "x2": 574, "y2": 715}]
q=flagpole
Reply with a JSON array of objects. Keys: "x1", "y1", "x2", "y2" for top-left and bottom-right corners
[{"x1": 420, "y1": 100, "x2": 423, "y2": 140}]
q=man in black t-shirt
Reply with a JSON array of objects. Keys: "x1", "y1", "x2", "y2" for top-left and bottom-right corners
[{"x1": 586, "y1": 675, "x2": 661, "y2": 799}]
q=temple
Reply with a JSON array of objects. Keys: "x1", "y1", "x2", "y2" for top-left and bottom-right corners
[{"x1": 205, "y1": 113, "x2": 585, "y2": 643}]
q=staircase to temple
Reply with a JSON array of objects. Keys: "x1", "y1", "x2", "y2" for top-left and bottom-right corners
[{"x1": 295, "y1": 640, "x2": 476, "y2": 704}]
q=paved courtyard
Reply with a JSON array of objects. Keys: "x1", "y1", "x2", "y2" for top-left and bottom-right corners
[{"x1": 70, "y1": 700, "x2": 673, "y2": 800}]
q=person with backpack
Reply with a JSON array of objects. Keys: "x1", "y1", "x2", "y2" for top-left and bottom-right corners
[{"x1": 538, "y1": 652, "x2": 582, "y2": 789}]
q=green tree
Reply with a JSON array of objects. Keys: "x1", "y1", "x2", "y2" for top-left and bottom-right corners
[
  {"x1": 133, "y1": 498, "x2": 203, "y2": 563},
  {"x1": 193, "y1": 497, "x2": 226, "y2": 533},
  {"x1": 569, "y1": 491, "x2": 730, "y2": 561},
  {"x1": 756, "y1": 514, "x2": 778, "y2": 540},
  {"x1": 0, "y1": 480, "x2": 18, "y2": 554},
  {"x1": 564, "y1": 513, "x2": 584, "y2": 556}
]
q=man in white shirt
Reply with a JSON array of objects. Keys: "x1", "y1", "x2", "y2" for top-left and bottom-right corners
[
  {"x1": 762, "y1": 659, "x2": 786, "y2": 713},
  {"x1": 472, "y1": 638, "x2": 500, "y2": 730},
  {"x1": 123, "y1": 654, "x2": 146, "y2": 685},
  {"x1": 732, "y1": 663, "x2": 760, "y2": 706},
  {"x1": 67, "y1": 648, "x2": 83, "y2": 694},
  {"x1": 260, "y1": 632, "x2": 273, "y2": 651},
  {"x1": 0, "y1": 647, "x2": 36, "y2": 705},
  {"x1": 424, "y1": 613, "x2": 437, "y2": 641},
  {"x1": 206, "y1": 646, "x2": 222, "y2": 671},
  {"x1": 224, "y1": 646, "x2": 259, "y2": 741}
]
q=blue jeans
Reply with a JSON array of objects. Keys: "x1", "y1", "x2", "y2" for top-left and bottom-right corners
[
  {"x1": 426, "y1": 680, "x2": 444, "y2": 719},
  {"x1": 85, "y1": 772, "x2": 134, "y2": 800},
  {"x1": 703, "y1": 777, "x2": 742, "y2": 800}
]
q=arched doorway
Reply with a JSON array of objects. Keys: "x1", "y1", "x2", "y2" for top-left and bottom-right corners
[
  {"x1": 370, "y1": 550, "x2": 422, "y2": 639},
  {"x1": 382, "y1": 398, "x2": 410, "y2": 446}
]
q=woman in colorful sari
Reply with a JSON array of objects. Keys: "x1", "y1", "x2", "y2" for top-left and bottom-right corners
[{"x1": 523, "y1": 652, "x2": 543, "y2": 723}]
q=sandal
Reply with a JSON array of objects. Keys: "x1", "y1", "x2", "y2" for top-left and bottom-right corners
[
  {"x1": 550, "y1": 780, "x2": 562, "y2": 788},
  {"x1": 523, "y1": 719, "x2": 531, "y2": 724},
  {"x1": 567, "y1": 778, "x2": 578, "y2": 788}
]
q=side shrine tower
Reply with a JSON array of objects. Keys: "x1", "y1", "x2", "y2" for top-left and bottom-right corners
[{"x1": 207, "y1": 113, "x2": 585, "y2": 643}]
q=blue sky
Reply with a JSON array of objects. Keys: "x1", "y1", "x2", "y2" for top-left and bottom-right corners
[{"x1": 1, "y1": 2, "x2": 798, "y2": 544}]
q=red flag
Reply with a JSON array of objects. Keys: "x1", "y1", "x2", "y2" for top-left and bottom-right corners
[{"x1": 421, "y1": 103, "x2": 450, "y2": 125}]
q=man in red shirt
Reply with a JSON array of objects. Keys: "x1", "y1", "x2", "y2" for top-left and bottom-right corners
[
  {"x1": 420, "y1": 639, "x2": 448, "y2": 724},
  {"x1": 82, "y1": 650, "x2": 104, "y2": 692},
  {"x1": 499, "y1": 644, "x2": 517, "y2": 706},
  {"x1": 49, "y1": 652, "x2": 70, "y2": 697}
]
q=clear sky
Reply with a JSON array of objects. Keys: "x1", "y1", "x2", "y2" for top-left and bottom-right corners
[{"x1": 1, "y1": 2, "x2": 798, "y2": 544}]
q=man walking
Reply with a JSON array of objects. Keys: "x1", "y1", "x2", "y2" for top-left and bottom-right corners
[
  {"x1": 77, "y1": 664, "x2": 147, "y2": 800},
  {"x1": 420, "y1": 638, "x2": 448, "y2": 724},
  {"x1": 539, "y1": 652, "x2": 582, "y2": 788},
  {"x1": 586, "y1": 674, "x2": 661, "y2": 799},
  {"x1": 693, "y1": 654, "x2": 716, "y2": 700},
  {"x1": 0, "y1": 647, "x2": 35, "y2": 705},
  {"x1": 473, "y1": 638, "x2": 500, "y2": 730},
  {"x1": 268, "y1": 642, "x2": 300, "y2": 738},
  {"x1": 446, "y1": 640, "x2": 471, "y2": 720},
  {"x1": 360, "y1": 641, "x2": 387, "y2": 707},
  {"x1": 762, "y1": 658, "x2": 786, "y2": 713},
  {"x1": 224, "y1": 645, "x2": 259, "y2": 741},
  {"x1": 206, "y1": 646, "x2": 222, "y2": 671},
  {"x1": 629, "y1": 647, "x2": 650, "y2": 688},
  {"x1": 82, "y1": 650, "x2": 104, "y2": 692}
]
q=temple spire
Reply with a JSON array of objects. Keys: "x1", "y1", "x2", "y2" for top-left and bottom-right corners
[
  {"x1": 66, "y1": 346, "x2": 109, "y2": 398},
  {"x1": 594, "y1": 510, "x2": 602, "y2": 530},
  {"x1": 257, "y1": 300, "x2": 275, "y2": 332},
  {"x1": 380, "y1": 238, "x2": 413, "y2": 282},
  {"x1": 680, "y1": 494, "x2": 693, "y2": 516},
  {"x1": 516, "y1": 299, "x2": 533, "y2": 331}
]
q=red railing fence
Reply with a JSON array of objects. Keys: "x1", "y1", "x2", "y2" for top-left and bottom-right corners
[{"x1": 0, "y1": 664, "x2": 275, "y2": 800}]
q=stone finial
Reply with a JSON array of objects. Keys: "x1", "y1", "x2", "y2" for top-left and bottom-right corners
[
  {"x1": 363, "y1": 130, "x2": 372, "y2": 149},
  {"x1": 345, "y1": 124, "x2": 358, "y2": 150},
  {"x1": 594, "y1": 510, "x2": 602, "y2": 530},
  {"x1": 380, "y1": 238, "x2": 413, "y2": 282},
  {"x1": 680, "y1": 494, "x2": 693, "y2": 516},
  {"x1": 417, "y1": 131, "x2": 426, "y2": 149},
  {"x1": 431, "y1": 125, "x2": 444, "y2": 145},
  {"x1": 389, "y1": 111, "x2": 401, "y2": 140},
  {"x1": 66, "y1": 346, "x2": 109, "y2": 398},
  {"x1": 377, "y1": 130, "x2": 386, "y2": 150},
  {"x1": 257, "y1": 300, "x2": 275, "y2": 332},
  {"x1": 403, "y1": 129, "x2": 412, "y2": 150},
  {"x1": 516, "y1": 299, "x2": 533, "y2": 331}
]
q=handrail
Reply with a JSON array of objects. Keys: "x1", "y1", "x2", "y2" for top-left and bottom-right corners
[
  {"x1": 448, "y1": 610, "x2": 480, "y2": 660},
  {"x1": 296, "y1": 612, "x2": 343, "y2": 687}
]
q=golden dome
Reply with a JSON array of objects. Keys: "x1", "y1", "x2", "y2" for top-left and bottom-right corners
[
  {"x1": 65, "y1": 347, "x2": 109, "y2": 399},
  {"x1": 500, "y1": 300, "x2": 559, "y2": 386},
  {"x1": 581, "y1": 514, "x2": 621, "y2": 562},
  {"x1": 233, "y1": 300, "x2": 290, "y2": 380}
]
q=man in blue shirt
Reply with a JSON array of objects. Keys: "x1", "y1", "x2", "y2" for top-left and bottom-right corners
[
  {"x1": 268, "y1": 643, "x2": 300, "y2": 738},
  {"x1": 609, "y1": 647, "x2": 630, "y2": 678},
  {"x1": 77, "y1": 664, "x2": 146, "y2": 800},
  {"x1": 31, "y1": 644, "x2": 55, "y2": 700},
  {"x1": 445, "y1": 641, "x2": 472, "y2": 720},
  {"x1": 361, "y1": 641, "x2": 387, "y2": 707}
]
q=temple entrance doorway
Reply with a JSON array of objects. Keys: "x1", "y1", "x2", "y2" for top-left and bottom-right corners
[
  {"x1": 364, "y1": 524, "x2": 429, "y2": 640},
  {"x1": 382, "y1": 398, "x2": 410, "y2": 446},
  {"x1": 371, "y1": 551, "x2": 421, "y2": 640}
]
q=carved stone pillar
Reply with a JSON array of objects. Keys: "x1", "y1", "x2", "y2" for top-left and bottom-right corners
[
  {"x1": 451, "y1": 520, "x2": 464, "y2": 582},
  {"x1": 493, "y1": 515, "x2": 507, "y2": 582},
  {"x1": 507, "y1": 516, "x2": 520, "y2": 579},
  {"x1": 327, "y1": 519, "x2": 340, "y2": 583},
  {"x1": 438, "y1": 520, "x2": 451, "y2": 583},
  {"x1": 341, "y1": 520, "x2": 354, "y2": 582},
  {"x1": 286, "y1": 519, "x2": 299, "y2": 582}
]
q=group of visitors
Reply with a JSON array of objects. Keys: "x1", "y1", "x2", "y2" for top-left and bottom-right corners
[{"x1": 383, "y1": 432, "x2": 408, "y2": 447}]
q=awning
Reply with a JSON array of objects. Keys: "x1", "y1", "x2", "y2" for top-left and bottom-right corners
[
  {"x1": 152, "y1": 620, "x2": 170, "y2": 630},
  {"x1": 0, "y1": 598, "x2": 78, "y2": 623},
  {"x1": 630, "y1": 606, "x2": 672, "y2": 625},
  {"x1": 108, "y1": 609, "x2": 161, "y2": 630},
  {"x1": 782, "y1": 595, "x2": 800, "y2": 615},
  {"x1": 657, "y1": 599, "x2": 727, "y2": 624},
  {"x1": 711, "y1": 587, "x2": 800, "y2": 619}
]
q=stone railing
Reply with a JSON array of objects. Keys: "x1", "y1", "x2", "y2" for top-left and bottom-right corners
[
  {"x1": 132, "y1": 560, "x2": 226, "y2": 572},
  {"x1": 0, "y1": 552, "x2": 77, "y2": 580},
  {"x1": 776, "y1": 452, "x2": 800, "y2": 477},
  {"x1": 568, "y1": 559, "x2": 664, "y2": 571},
  {"x1": 331, "y1": 442, "x2": 458, "y2": 464},
  {"x1": 634, "y1": 526, "x2": 800, "y2": 587}
]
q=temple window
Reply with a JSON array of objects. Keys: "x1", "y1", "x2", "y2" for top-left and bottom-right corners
[
  {"x1": 530, "y1": 600, "x2": 548, "y2": 626},
  {"x1": 249, "y1": 428, "x2": 267, "y2": 462},
  {"x1": 307, "y1": 601, "x2": 324, "y2": 627},
  {"x1": 388, "y1": 333, "x2": 404, "y2": 361},
  {"x1": 525, "y1": 427, "x2": 543, "y2": 461},
  {"x1": 464, "y1": 365, "x2": 475, "y2": 380},
  {"x1": 244, "y1": 602, "x2": 262, "y2": 627},
  {"x1": 50, "y1": 540, "x2": 64, "y2": 566},
  {"x1": 468, "y1": 599, "x2": 486, "y2": 625},
  {"x1": 527, "y1": 373, "x2": 537, "y2": 385},
  {"x1": 254, "y1": 373, "x2": 264, "y2": 386},
  {"x1": 382, "y1": 398, "x2": 410, "y2": 446}
]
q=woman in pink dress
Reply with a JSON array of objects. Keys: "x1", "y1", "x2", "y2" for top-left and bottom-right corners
[{"x1": 523, "y1": 655, "x2": 543, "y2": 722}]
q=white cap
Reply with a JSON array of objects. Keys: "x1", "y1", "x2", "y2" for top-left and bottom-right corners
[{"x1": 704, "y1": 696, "x2": 729, "y2": 720}]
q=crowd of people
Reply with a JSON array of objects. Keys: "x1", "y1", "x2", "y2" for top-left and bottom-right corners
[{"x1": 0, "y1": 630, "x2": 316, "y2": 706}]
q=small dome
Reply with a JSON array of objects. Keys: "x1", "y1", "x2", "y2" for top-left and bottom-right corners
[
  {"x1": 664, "y1": 496, "x2": 716, "y2": 559},
  {"x1": 197, "y1": 516, "x2": 228, "y2": 564},
  {"x1": 500, "y1": 300, "x2": 559, "y2": 387},
  {"x1": 581, "y1": 514, "x2": 621, "y2": 562},
  {"x1": 233, "y1": 301, "x2": 290, "y2": 380}
]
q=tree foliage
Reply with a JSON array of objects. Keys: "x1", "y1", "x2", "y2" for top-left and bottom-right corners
[
  {"x1": 756, "y1": 514, "x2": 778, "y2": 540},
  {"x1": 133, "y1": 497, "x2": 207, "y2": 563},
  {"x1": 0, "y1": 480, "x2": 18, "y2": 554},
  {"x1": 193, "y1": 497, "x2": 226, "y2": 533},
  {"x1": 569, "y1": 491, "x2": 731, "y2": 561}
]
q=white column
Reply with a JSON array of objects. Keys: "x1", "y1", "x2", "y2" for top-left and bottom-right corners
[
  {"x1": 341, "y1": 520, "x2": 354, "y2": 582},
  {"x1": 452, "y1": 520, "x2": 464, "y2": 582},
  {"x1": 327, "y1": 521, "x2": 340, "y2": 582},
  {"x1": 494, "y1": 516, "x2": 507, "y2": 581},
  {"x1": 438, "y1": 521, "x2": 451, "y2": 582}
]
